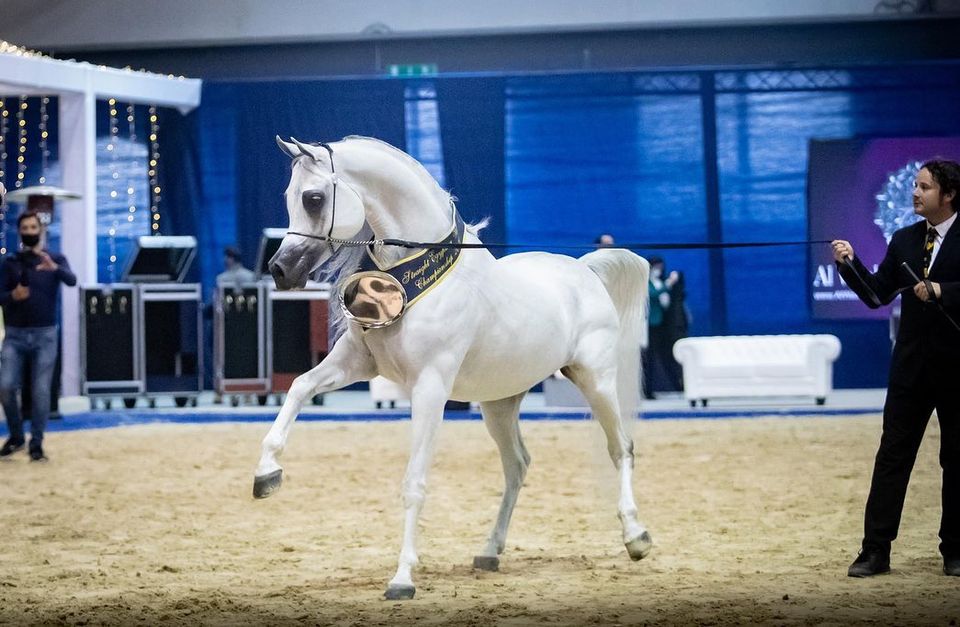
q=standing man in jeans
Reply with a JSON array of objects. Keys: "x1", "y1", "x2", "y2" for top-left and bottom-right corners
[{"x1": 0, "y1": 209, "x2": 76, "y2": 462}]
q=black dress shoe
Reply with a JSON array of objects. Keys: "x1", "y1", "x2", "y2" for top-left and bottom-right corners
[
  {"x1": 0, "y1": 438, "x2": 25, "y2": 457},
  {"x1": 29, "y1": 445, "x2": 48, "y2": 463},
  {"x1": 945, "y1": 557, "x2": 960, "y2": 576},
  {"x1": 848, "y1": 550, "x2": 890, "y2": 577}
]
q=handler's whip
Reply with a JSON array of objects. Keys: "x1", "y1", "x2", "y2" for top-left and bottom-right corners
[{"x1": 900, "y1": 261, "x2": 960, "y2": 333}]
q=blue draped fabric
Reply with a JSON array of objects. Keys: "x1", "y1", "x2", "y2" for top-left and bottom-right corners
[
  {"x1": 436, "y1": 77, "x2": 506, "y2": 247},
  {"x1": 226, "y1": 79, "x2": 407, "y2": 272},
  {"x1": 504, "y1": 74, "x2": 710, "y2": 336},
  {"x1": 157, "y1": 107, "x2": 204, "y2": 285},
  {"x1": 150, "y1": 64, "x2": 960, "y2": 388},
  {"x1": 193, "y1": 85, "x2": 241, "y2": 299},
  {"x1": 716, "y1": 79, "x2": 960, "y2": 386}
]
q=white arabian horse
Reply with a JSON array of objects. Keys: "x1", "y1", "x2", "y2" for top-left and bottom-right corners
[{"x1": 255, "y1": 135, "x2": 652, "y2": 600}]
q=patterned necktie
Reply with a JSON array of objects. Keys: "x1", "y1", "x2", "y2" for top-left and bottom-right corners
[{"x1": 922, "y1": 227, "x2": 938, "y2": 278}]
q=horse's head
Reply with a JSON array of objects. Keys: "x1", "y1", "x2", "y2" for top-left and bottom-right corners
[{"x1": 270, "y1": 136, "x2": 366, "y2": 289}]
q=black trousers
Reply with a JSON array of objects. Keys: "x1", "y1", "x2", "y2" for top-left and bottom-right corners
[
  {"x1": 642, "y1": 324, "x2": 683, "y2": 396},
  {"x1": 863, "y1": 376, "x2": 960, "y2": 558}
]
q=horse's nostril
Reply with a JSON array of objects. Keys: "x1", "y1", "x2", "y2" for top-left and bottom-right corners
[{"x1": 270, "y1": 263, "x2": 288, "y2": 289}]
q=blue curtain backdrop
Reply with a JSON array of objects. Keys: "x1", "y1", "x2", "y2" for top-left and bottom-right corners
[
  {"x1": 148, "y1": 64, "x2": 960, "y2": 388},
  {"x1": 229, "y1": 79, "x2": 406, "y2": 273},
  {"x1": 504, "y1": 73, "x2": 710, "y2": 338},
  {"x1": 436, "y1": 77, "x2": 506, "y2": 247},
  {"x1": 157, "y1": 107, "x2": 204, "y2": 285},
  {"x1": 713, "y1": 69, "x2": 960, "y2": 385}
]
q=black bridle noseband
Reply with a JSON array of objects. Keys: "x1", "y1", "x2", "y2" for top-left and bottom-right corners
[
  {"x1": 287, "y1": 142, "x2": 350, "y2": 246},
  {"x1": 286, "y1": 143, "x2": 463, "y2": 251}
]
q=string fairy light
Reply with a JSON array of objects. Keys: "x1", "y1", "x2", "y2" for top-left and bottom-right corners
[
  {"x1": 0, "y1": 97, "x2": 7, "y2": 255},
  {"x1": 148, "y1": 105, "x2": 161, "y2": 234},
  {"x1": 125, "y1": 102, "x2": 138, "y2": 227},
  {"x1": 38, "y1": 96, "x2": 50, "y2": 184},
  {"x1": 15, "y1": 96, "x2": 27, "y2": 188},
  {"x1": 107, "y1": 97, "x2": 120, "y2": 281}
]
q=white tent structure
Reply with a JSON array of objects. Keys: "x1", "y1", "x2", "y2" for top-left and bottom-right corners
[{"x1": 0, "y1": 41, "x2": 201, "y2": 397}]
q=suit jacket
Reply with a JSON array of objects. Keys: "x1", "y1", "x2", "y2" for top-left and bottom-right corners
[{"x1": 838, "y1": 217, "x2": 960, "y2": 388}]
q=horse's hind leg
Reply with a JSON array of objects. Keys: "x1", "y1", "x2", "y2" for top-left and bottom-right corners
[
  {"x1": 473, "y1": 393, "x2": 530, "y2": 572},
  {"x1": 563, "y1": 362, "x2": 652, "y2": 561}
]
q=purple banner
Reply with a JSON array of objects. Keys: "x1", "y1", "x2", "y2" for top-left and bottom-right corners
[{"x1": 808, "y1": 137, "x2": 960, "y2": 320}]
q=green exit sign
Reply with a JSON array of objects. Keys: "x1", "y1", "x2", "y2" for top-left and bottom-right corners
[{"x1": 387, "y1": 63, "x2": 438, "y2": 77}]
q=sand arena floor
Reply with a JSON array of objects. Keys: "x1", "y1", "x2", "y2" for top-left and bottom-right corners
[{"x1": 0, "y1": 415, "x2": 957, "y2": 626}]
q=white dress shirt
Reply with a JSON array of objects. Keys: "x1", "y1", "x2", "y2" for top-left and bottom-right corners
[{"x1": 928, "y1": 210, "x2": 957, "y2": 271}]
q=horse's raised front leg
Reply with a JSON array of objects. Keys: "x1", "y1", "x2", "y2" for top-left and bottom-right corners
[
  {"x1": 564, "y1": 361, "x2": 652, "y2": 561},
  {"x1": 385, "y1": 369, "x2": 451, "y2": 600},
  {"x1": 473, "y1": 392, "x2": 529, "y2": 572},
  {"x1": 253, "y1": 331, "x2": 376, "y2": 498}
]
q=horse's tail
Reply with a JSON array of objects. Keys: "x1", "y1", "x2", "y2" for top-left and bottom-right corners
[{"x1": 580, "y1": 249, "x2": 650, "y2": 427}]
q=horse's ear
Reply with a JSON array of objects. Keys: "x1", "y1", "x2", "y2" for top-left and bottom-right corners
[
  {"x1": 291, "y1": 137, "x2": 326, "y2": 162},
  {"x1": 276, "y1": 135, "x2": 299, "y2": 160}
]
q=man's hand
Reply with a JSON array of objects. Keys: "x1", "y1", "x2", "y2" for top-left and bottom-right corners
[
  {"x1": 914, "y1": 281, "x2": 941, "y2": 302},
  {"x1": 35, "y1": 252, "x2": 58, "y2": 271},
  {"x1": 11, "y1": 284, "x2": 30, "y2": 301},
  {"x1": 831, "y1": 240, "x2": 854, "y2": 263},
  {"x1": 666, "y1": 270, "x2": 680, "y2": 288}
]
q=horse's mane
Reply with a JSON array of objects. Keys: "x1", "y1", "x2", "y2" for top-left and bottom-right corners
[
  {"x1": 342, "y1": 135, "x2": 454, "y2": 210},
  {"x1": 319, "y1": 136, "x2": 487, "y2": 338}
]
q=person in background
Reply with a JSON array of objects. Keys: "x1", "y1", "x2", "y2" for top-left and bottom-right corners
[
  {"x1": 216, "y1": 246, "x2": 256, "y2": 287},
  {"x1": 594, "y1": 233, "x2": 615, "y2": 249},
  {"x1": 832, "y1": 159, "x2": 960, "y2": 578},
  {"x1": 210, "y1": 246, "x2": 257, "y2": 404},
  {"x1": 0, "y1": 210, "x2": 77, "y2": 462},
  {"x1": 642, "y1": 256, "x2": 680, "y2": 400},
  {"x1": 662, "y1": 266, "x2": 690, "y2": 391}
]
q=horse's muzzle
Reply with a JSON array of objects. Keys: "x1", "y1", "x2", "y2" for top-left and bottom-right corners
[
  {"x1": 268, "y1": 248, "x2": 308, "y2": 290},
  {"x1": 269, "y1": 261, "x2": 299, "y2": 290}
]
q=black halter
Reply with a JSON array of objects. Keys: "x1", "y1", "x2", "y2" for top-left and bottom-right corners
[
  {"x1": 287, "y1": 142, "x2": 343, "y2": 245},
  {"x1": 286, "y1": 143, "x2": 464, "y2": 251}
]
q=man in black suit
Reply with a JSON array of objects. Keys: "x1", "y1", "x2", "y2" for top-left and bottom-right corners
[{"x1": 832, "y1": 159, "x2": 960, "y2": 578}]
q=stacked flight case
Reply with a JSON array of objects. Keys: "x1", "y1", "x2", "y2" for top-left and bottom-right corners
[
  {"x1": 212, "y1": 229, "x2": 330, "y2": 406},
  {"x1": 213, "y1": 282, "x2": 268, "y2": 405},
  {"x1": 80, "y1": 236, "x2": 203, "y2": 408},
  {"x1": 80, "y1": 284, "x2": 139, "y2": 407}
]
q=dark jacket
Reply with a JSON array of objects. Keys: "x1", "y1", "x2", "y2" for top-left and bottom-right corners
[
  {"x1": 837, "y1": 217, "x2": 960, "y2": 388},
  {"x1": 0, "y1": 250, "x2": 77, "y2": 328}
]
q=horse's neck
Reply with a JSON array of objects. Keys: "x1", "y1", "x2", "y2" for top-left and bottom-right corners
[{"x1": 339, "y1": 142, "x2": 456, "y2": 267}]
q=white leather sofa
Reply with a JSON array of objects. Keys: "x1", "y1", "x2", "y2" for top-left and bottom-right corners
[
  {"x1": 369, "y1": 375, "x2": 407, "y2": 409},
  {"x1": 672, "y1": 335, "x2": 841, "y2": 407}
]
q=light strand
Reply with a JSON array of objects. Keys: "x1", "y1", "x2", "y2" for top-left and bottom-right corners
[
  {"x1": 107, "y1": 98, "x2": 120, "y2": 282},
  {"x1": 149, "y1": 105, "x2": 161, "y2": 234},
  {"x1": 15, "y1": 96, "x2": 26, "y2": 188},
  {"x1": 125, "y1": 103, "x2": 138, "y2": 228},
  {"x1": 38, "y1": 96, "x2": 49, "y2": 184}
]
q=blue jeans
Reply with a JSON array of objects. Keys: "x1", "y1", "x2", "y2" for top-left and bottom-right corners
[{"x1": 0, "y1": 326, "x2": 59, "y2": 446}]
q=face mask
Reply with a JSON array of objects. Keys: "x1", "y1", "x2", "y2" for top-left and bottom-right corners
[{"x1": 21, "y1": 233, "x2": 40, "y2": 248}]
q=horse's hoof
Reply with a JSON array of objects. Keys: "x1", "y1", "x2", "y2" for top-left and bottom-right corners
[
  {"x1": 253, "y1": 469, "x2": 283, "y2": 499},
  {"x1": 625, "y1": 530, "x2": 653, "y2": 560},
  {"x1": 472, "y1": 555, "x2": 500, "y2": 571},
  {"x1": 384, "y1": 584, "x2": 416, "y2": 600}
]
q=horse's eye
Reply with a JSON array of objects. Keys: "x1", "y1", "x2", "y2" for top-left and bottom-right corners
[{"x1": 302, "y1": 190, "x2": 326, "y2": 212}]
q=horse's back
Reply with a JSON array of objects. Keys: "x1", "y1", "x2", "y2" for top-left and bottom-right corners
[
  {"x1": 439, "y1": 252, "x2": 620, "y2": 400},
  {"x1": 492, "y1": 251, "x2": 620, "y2": 310}
]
